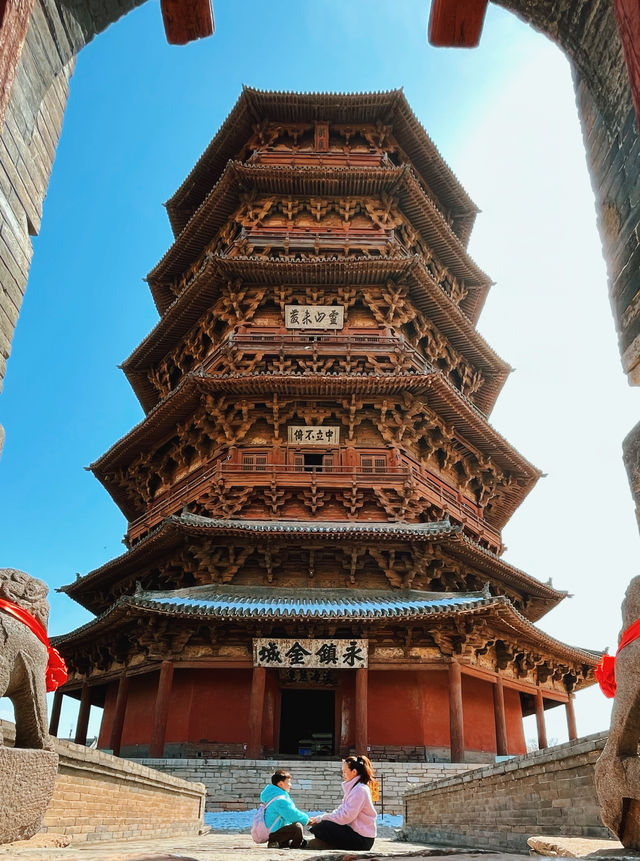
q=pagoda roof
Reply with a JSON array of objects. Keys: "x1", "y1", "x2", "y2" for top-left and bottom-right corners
[
  {"x1": 52, "y1": 585, "x2": 599, "y2": 690},
  {"x1": 91, "y1": 369, "x2": 538, "y2": 530},
  {"x1": 165, "y1": 88, "x2": 479, "y2": 243},
  {"x1": 147, "y1": 160, "x2": 491, "y2": 315},
  {"x1": 60, "y1": 514, "x2": 566, "y2": 622},
  {"x1": 126, "y1": 254, "x2": 508, "y2": 414}
]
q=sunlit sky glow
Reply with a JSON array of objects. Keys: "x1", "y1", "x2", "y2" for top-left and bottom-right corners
[{"x1": 0, "y1": 0, "x2": 638, "y2": 743}]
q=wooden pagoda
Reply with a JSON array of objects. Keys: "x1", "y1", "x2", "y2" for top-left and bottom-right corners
[{"x1": 52, "y1": 89, "x2": 598, "y2": 763}]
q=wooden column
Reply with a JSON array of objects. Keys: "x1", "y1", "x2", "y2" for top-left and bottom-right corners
[
  {"x1": 150, "y1": 661, "x2": 174, "y2": 758},
  {"x1": 247, "y1": 666, "x2": 266, "y2": 759},
  {"x1": 448, "y1": 661, "x2": 465, "y2": 762},
  {"x1": 535, "y1": 688, "x2": 548, "y2": 750},
  {"x1": 492, "y1": 675, "x2": 508, "y2": 756},
  {"x1": 355, "y1": 667, "x2": 368, "y2": 754},
  {"x1": 565, "y1": 695, "x2": 577, "y2": 741},
  {"x1": 74, "y1": 683, "x2": 91, "y2": 745},
  {"x1": 48, "y1": 689, "x2": 63, "y2": 737},
  {"x1": 109, "y1": 672, "x2": 129, "y2": 756}
]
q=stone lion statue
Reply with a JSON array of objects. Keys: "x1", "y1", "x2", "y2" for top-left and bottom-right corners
[
  {"x1": 595, "y1": 574, "x2": 640, "y2": 848},
  {"x1": 0, "y1": 568, "x2": 53, "y2": 750}
]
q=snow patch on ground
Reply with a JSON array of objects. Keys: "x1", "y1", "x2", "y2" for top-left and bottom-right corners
[{"x1": 204, "y1": 810, "x2": 402, "y2": 834}]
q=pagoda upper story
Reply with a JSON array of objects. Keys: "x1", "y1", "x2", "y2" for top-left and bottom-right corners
[{"x1": 90, "y1": 88, "x2": 538, "y2": 564}]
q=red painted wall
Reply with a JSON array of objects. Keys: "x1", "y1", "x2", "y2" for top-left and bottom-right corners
[
  {"x1": 182, "y1": 669, "x2": 251, "y2": 743},
  {"x1": 97, "y1": 666, "x2": 527, "y2": 755},
  {"x1": 369, "y1": 671, "x2": 452, "y2": 746},
  {"x1": 368, "y1": 670, "x2": 526, "y2": 755},
  {"x1": 99, "y1": 668, "x2": 254, "y2": 747},
  {"x1": 418, "y1": 670, "x2": 451, "y2": 747}
]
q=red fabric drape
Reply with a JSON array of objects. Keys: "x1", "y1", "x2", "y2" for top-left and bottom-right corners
[
  {"x1": 595, "y1": 617, "x2": 640, "y2": 698},
  {"x1": 0, "y1": 597, "x2": 68, "y2": 691}
]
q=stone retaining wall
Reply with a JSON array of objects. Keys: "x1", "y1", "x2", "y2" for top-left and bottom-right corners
[
  {"x1": 1, "y1": 720, "x2": 205, "y2": 843},
  {"x1": 140, "y1": 757, "x2": 479, "y2": 815},
  {"x1": 403, "y1": 732, "x2": 609, "y2": 852}
]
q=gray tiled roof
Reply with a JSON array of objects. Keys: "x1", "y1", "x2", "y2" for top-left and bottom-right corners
[
  {"x1": 131, "y1": 584, "x2": 494, "y2": 619},
  {"x1": 173, "y1": 513, "x2": 460, "y2": 538}
]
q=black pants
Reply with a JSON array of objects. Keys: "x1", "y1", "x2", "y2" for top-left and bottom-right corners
[
  {"x1": 269, "y1": 821, "x2": 305, "y2": 847},
  {"x1": 310, "y1": 820, "x2": 374, "y2": 850}
]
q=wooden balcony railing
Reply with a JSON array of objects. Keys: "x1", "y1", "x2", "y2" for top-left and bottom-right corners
[
  {"x1": 249, "y1": 150, "x2": 391, "y2": 169},
  {"x1": 228, "y1": 226, "x2": 400, "y2": 256},
  {"x1": 127, "y1": 458, "x2": 501, "y2": 550},
  {"x1": 201, "y1": 332, "x2": 432, "y2": 375}
]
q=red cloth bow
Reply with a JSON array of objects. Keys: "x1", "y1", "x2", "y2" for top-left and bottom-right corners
[
  {"x1": 595, "y1": 617, "x2": 640, "y2": 699},
  {"x1": 0, "y1": 597, "x2": 68, "y2": 692}
]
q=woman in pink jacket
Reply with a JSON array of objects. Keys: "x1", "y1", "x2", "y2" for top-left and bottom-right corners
[{"x1": 308, "y1": 755, "x2": 377, "y2": 850}]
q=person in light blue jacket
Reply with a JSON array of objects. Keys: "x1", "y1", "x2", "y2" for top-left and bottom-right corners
[{"x1": 260, "y1": 769, "x2": 310, "y2": 848}]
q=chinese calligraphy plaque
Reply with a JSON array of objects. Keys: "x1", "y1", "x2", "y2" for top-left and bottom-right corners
[
  {"x1": 288, "y1": 426, "x2": 341, "y2": 445},
  {"x1": 254, "y1": 638, "x2": 367, "y2": 668},
  {"x1": 285, "y1": 305, "x2": 345, "y2": 330}
]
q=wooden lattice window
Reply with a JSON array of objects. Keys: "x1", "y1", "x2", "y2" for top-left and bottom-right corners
[
  {"x1": 242, "y1": 453, "x2": 268, "y2": 471},
  {"x1": 361, "y1": 455, "x2": 387, "y2": 473}
]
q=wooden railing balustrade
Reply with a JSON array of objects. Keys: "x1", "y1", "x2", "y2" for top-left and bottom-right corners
[{"x1": 127, "y1": 457, "x2": 501, "y2": 550}]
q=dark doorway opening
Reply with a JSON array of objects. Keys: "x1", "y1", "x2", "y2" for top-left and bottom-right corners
[
  {"x1": 303, "y1": 452, "x2": 323, "y2": 471},
  {"x1": 279, "y1": 690, "x2": 335, "y2": 756}
]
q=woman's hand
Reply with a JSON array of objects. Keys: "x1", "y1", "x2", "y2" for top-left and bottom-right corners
[{"x1": 308, "y1": 817, "x2": 319, "y2": 825}]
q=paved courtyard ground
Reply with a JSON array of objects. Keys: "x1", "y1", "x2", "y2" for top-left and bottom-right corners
[{"x1": 0, "y1": 833, "x2": 531, "y2": 861}]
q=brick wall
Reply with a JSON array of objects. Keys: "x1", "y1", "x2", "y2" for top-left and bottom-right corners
[
  {"x1": 1, "y1": 719, "x2": 205, "y2": 843},
  {"x1": 140, "y1": 757, "x2": 479, "y2": 815},
  {"x1": 403, "y1": 732, "x2": 609, "y2": 852}
]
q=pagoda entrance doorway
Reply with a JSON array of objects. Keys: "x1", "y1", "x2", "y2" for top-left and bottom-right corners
[{"x1": 279, "y1": 690, "x2": 335, "y2": 757}]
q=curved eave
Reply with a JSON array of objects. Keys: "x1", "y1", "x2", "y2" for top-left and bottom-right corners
[
  {"x1": 90, "y1": 368, "x2": 537, "y2": 525},
  {"x1": 166, "y1": 88, "x2": 478, "y2": 242},
  {"x1": 128, "y1": 254, "x2": 509, "y2": 415},
  {"x1": 148, "y1": 160, "x2": 490, "y2": 312},
  {"x1": 52, "y1": 589, "x2": 600, "y2": 687},
  {"x1": 60, "y1": 516, "x2": 461, "y2": 612},
  {"x1": 61, "y1": 513, "x2": 565, "y2": 620},
  {"x1": 53, "y1": 590, "x2": 502, "y2": 648},
  {"x1": 442, "y1": 533, "x2": 566, "y2": 621}
]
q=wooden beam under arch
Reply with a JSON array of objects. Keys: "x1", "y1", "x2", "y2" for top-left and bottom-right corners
[
  {"x1": 160, "y1": 0, "x2": 214, "y2": 46},
  {"x1": 428, "y1": 0, "x2": 489, "y2": 48}
]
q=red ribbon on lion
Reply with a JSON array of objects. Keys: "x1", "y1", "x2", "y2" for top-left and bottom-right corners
[
  {"x1": 0, "y1": 597, "x2": 68, "y2": 692},
  {"x1": 595, "y1": 617, "x2": 640, "y2": 698}
]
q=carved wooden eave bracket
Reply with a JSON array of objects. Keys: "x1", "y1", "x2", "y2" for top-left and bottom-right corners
[
  {"x1": 52, "y1": 587, "x2": 599, "y2": 693},
  {"x1": 146, "y1": 160, "x2": 490, "y2": 314},
  {"x1": 127, "y1": 255, "x2": 507, "y2": 415},
  {"x1": 60, "y1": 514, "x2": 566, "y2": 620},
  {"x1": 88, "y1": 366, "x2": 537, "y2": 530},
  {"x1": 165, "y1": 88, "x2": 478, "y2": 240}
]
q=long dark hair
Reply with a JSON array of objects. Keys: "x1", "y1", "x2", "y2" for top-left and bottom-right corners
[{"x1": 343, "y1": 754, "x2": 374, "y2": 785}]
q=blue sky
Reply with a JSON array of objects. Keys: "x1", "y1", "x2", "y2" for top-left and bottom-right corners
[{"x1": 1, "y1": 0, "x2": 638, "y2": 741}]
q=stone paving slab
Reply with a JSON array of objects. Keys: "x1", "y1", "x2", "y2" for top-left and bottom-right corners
[
  {"x1": 0, "y1": 833, "x2": 531, "y2": 861},
  {"x1": 527, "y1": 835, "x2": 640, "y2": 859}
]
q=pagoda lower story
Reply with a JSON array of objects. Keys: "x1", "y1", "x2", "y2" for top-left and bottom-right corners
[{"x1": 52, "y1": 518, "x2": 595, "y2": 763}]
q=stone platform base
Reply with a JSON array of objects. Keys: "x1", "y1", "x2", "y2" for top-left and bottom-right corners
[{"x1": 0, "y1": 747, "x2": 58, "y2": 843}]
